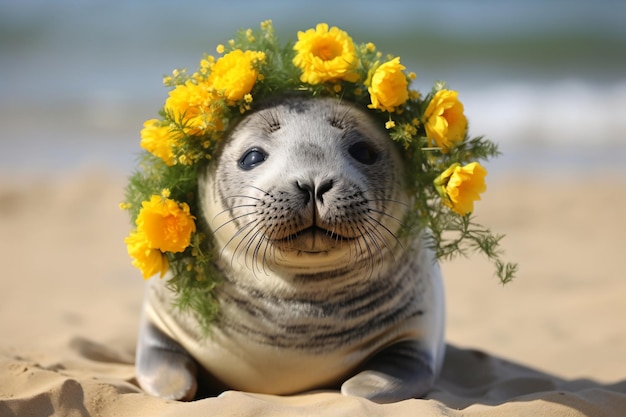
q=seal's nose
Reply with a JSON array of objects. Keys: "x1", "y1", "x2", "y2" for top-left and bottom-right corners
[{"x1": 296, "y1": 178, "x2": 333, "y2": 204}]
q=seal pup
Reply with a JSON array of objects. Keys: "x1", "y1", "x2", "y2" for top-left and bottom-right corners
[{"x1": 135, "y1": 96, "x2": 445, "y2": 403}]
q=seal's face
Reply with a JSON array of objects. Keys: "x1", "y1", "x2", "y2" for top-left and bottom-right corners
[{"x1": 202, "y1": 98, "x2": 409, "y2": 274}]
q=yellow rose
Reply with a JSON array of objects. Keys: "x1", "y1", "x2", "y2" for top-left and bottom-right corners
[
  {"x1": 423, "y1": 89, "x2": 468, "y2": 152},
  {"x1": 125, "y1": 231, "x2": 169, "y2": 279},
  {"x1": 135, "y1": 195, "x2": 196, "y2": 253},
  {"x1": 164, "y1": 80, "x2": 223, "y2": 136},
  {"x1": 293, "y1": 23, "x2": 359, "y2": 84},
  {"x1": 434, "y1": 162, "x2": 487, "y2": 215},
  {"x1": 208, "y1": 49, "x2": 265, "y2": 103},
  {"x1": 367, "y1": 57, "x2": 409, "y2": 112},
  {"x1": 140, "y1": 119, "x2": 180, "y2": 166}
]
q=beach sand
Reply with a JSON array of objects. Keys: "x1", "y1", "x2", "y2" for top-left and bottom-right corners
[{"x1": 1, "y1": 169, "x2": 626, "y2": 416}]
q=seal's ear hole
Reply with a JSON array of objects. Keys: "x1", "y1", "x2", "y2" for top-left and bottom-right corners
[
  {"x1": 348, "y1": 141, "x2": 379, "y2": 165},
  {"x1": 239, "y1": 147, "x2": 268, "y2": 170}
]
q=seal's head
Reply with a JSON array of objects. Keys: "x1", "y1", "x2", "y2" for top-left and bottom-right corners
[{"x1": 202, "y1": 97, "x2": 408, "y2": 274}]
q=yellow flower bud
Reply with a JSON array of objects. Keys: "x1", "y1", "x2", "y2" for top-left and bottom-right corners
[
  {"x1": 367, "y1": 57, "x2": 409, "y2": 113},
  {"x1": 124, "y1": 231, "x2": 169, "y2": 279},
  {"x1": 423, "y1": 89, "x2": 468, "y2": 152},
  {"x1": 140, "y1": 119, "x2": 179, "y2": 166},
  {"x1": 434, "y1": 162, "x2": 487, "y2": 215}
]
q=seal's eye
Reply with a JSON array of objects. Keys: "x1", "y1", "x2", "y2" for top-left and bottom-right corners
[
  {"x1": 239, "y1": 147, "x2": 267, "y2": 170},
  {"x1": 348, "y1": 141, "x2": 378, "y2": 165}
]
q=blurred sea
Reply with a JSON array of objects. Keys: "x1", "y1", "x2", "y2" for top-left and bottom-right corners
[{"x1": 1, "y1": 0, "x2": 625, "y2": 177}]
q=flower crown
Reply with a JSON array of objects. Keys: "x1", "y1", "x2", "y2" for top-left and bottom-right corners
[{"x1": 122, "y1": 21, "x2": 517, "y2": 330}]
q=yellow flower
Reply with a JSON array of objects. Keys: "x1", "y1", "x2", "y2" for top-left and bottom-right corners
[
  {"x1": 208, "y1": 49, "x2": 265, "y2": 103},
  {"x1": 125, "y1": 231, "x2": 169, "y2": 279},
  {"x1": 164, "y1": 80, "x2": 223, "y2": 135},
  {"x1": 293, "y1": 23, "x2": 359, "y2": 84},
  {"x1": 135, "y1": 195, "x2": 196, "y2": 253},
  {"x1": 385, "y1": 120, "x2": 396, "y2": 129},
  {"x1": 423, "y1": 89, "x2": 468, "y2": 152},
  {"x1": 367, "y1": 57, "x2": 409, "y2": 112},
  {"x1": 140, "y1": 119, "x2": 180, "y2": 166},
  {"x1": 434, "y1": 162, "x2": 487, "y2": 215}
]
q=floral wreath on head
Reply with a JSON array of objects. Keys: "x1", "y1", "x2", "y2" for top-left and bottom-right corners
[{"x1": 122, "y1": 20, "x2": 517, "y2": 332}]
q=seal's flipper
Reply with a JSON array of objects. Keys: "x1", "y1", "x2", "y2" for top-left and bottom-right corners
[
  {"x1": 340, "y1": 341, "x2": 436, "y2": 403},
  {"x1": 136, "y1": 317, "x2": 198, "y2": 401}
]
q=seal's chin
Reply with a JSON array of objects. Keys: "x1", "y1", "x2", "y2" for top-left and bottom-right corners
[{"x1": 273, "y1": 226, "x2": 353, "y2": 254}]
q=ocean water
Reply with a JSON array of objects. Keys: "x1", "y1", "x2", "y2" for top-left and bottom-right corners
[{"x1": 1, "y1": 0, "x2": 625, "y2": 177}]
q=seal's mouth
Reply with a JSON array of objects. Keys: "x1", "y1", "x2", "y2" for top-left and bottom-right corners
[
  {"x1": 273, "y1": 226, "x2": 355, "y2": 253},
  {"x1": 279, "y1": 226, "x2": 353, "y2": 241}
]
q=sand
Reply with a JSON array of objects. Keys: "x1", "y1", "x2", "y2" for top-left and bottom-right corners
[{"x1": 1, "y1": 169, "x2": 626, "y2": 416}]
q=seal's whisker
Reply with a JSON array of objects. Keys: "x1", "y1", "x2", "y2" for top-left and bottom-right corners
[
  {"x1": 223, "y1": 194, "x2": 264, "y2": 202},
  {"x1": 243, "y1": 185, "x2": 272, "y2": 197},
  {"x1": 233, "y1": 223, "x2": 266, "y2": 271},
  {"x1": 220, "y1": 218, "x2": 257, "y2": 253},
  {"x1": 250, "y1": 227, "x2": 273, "y2": 277},
  {"x1": 366, "y1": 207, "x2": 406, "y2": 227},
  {"x1": 220, "y1": 218, "x2": 258, "y2": 261},
  {"x1": 345, "y1": 220, "x2": 372, "y2": 272},
  {"x1": 363, "y1": 216, "x2": 398, "y2": 253},
  {"x1": 264, "y1": 231, "x2": 280, "y2": 272},
  {"x1": 364, "y1": 214, "x2": 406, "y2": 253},
  {"x1": 327, "y1": 222, "x2": 343, "y2": 246},
  {"x1": 335, "y1": 103, "x2": 355, "y2": 129},
  {"x1": 355, "y1": 223, "x2": 380, "y2": 279},
  {"x1": 365, "y1": 221, "x2": 389, "y2": 268},
  {"x1": 243, "y1": 226, "x2": 268, "y2": 277},
  {"x1": 258, "y1": 109, "x2": 282, "y2": 133},
  {"x1": 365, "y1": 197, "x2": 409, "y2": 208},
  {"x1": 214, "y1": 201, "x2": 259, "y2": 217},
  {"x1": 362, "y1": 217, "x2": 398, "y2": 264},
  {"x1": 213, "y1": 209, "x2": 258, "y2": 233},
  {"x1": 260, "y1": 229, "x2": 275, "y2": 275}
]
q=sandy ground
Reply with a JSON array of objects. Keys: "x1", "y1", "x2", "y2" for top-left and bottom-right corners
[{"x1": 1, "y1": 169, "x2": 625, "y2": 416}]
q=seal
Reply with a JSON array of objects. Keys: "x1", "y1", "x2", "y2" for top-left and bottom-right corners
[{"x1": 135, "y1": 97, "x2": 446, "y2": 403}]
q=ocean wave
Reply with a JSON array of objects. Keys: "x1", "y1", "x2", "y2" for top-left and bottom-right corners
[{"x1": 463, "y1": 80, "x2": 626, "y2": 147}]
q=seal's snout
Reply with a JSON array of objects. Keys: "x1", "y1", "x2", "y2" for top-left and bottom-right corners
[{"x1": 295, "y1": 178, "x2": 333, "y2": 205}]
